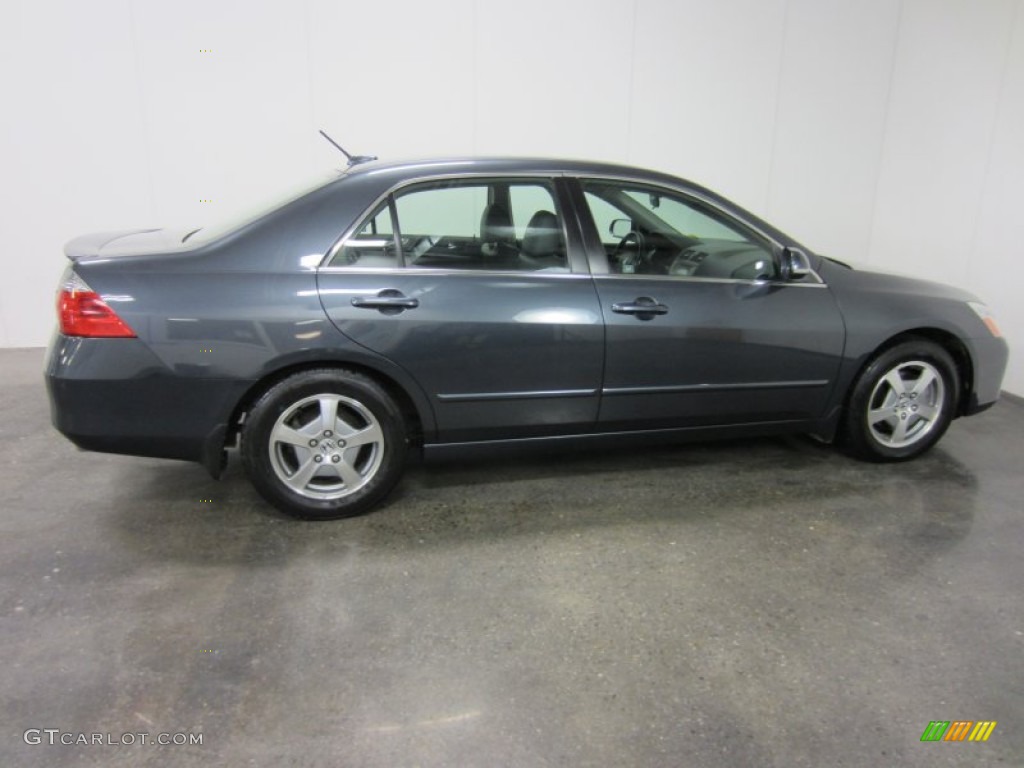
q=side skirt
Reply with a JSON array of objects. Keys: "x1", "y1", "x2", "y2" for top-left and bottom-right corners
[{"x1": 423, "y1": 418, "x2": 816, "y2": 464}]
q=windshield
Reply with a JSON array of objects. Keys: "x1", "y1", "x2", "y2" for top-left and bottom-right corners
[{"x1": 184, "y1": 170, "x2": 343, "y2": 246}]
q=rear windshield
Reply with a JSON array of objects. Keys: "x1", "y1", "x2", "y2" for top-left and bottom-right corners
[{"x1": 184, "y1": 170, "x2": 343, "y2": 246}]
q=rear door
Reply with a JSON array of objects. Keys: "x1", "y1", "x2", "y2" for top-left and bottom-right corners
[
  {"x1": 317, "y1": 176, "x2": 604, "y2": 443},
  {"x1": 573, "y1": 178, "x2": 846, "y2": 430}
]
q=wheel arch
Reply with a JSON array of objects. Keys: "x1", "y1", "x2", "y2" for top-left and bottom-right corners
[
  {"x1": 225, "y1": 359, "x2": 430, "y2": 453},
  {"x1": 851, "y1": 328, "x2": 974, "y2": 417}
]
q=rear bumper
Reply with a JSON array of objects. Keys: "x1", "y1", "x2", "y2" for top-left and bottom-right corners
[{"x1": 45, "y1": 334, "x2": 249, "y2": 465}]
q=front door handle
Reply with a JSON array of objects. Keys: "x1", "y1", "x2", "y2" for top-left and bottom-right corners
[
  {"x1": 611, "y1": 296, "x2": 669, "y2": 320},
  {"x1": 351, "y1": 289, "x2": 420, "y2": 314}
]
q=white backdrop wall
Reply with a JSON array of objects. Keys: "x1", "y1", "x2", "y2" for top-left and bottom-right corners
[{"x1": 2, "y1": 0, "x2": 1022, "y2": 394}]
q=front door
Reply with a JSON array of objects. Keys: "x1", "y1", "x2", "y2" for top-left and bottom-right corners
[{"x1": 574, "y1": 178, "x2": 845, "y2": 430}]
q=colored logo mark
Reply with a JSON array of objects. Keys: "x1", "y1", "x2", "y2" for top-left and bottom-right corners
[{"x1": 920, "y1": 721, "x2": 997, "y2": 742}]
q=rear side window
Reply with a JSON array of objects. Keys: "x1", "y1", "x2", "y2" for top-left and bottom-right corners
[
  {"x1": 397, "y1": 185, "x2": 481, "y2": 239},
  {"x1": 327, "y1": 179, "x2": 568, "y2": 272},
  {"x1": 331, "y1": 205, "x2": 397, "y2": 268}
]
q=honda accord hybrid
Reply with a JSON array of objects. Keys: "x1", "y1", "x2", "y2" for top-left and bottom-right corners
[{"x1": 46, "y1": 154, "x2": 1009, "y2": 519}]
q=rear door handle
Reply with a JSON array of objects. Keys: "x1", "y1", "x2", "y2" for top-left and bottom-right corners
[
  {"x1": 611, "y1": 296, "x2": 669, "y2": 319},
  {"x1": 351, "y1": 289, "x2": 419, "y2": 313}
]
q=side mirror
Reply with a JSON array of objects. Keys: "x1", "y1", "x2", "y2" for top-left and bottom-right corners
[
  {"x1": 780, "y1": 247, "x2": 812, "y2": 280},
  {"x1": 609, "y1": 218, "x2": 633, "y2": 238}
]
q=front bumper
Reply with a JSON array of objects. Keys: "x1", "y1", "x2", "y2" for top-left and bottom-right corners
[{"x1": 965, "y1": 334, "x2": 1010, "y2": 414}]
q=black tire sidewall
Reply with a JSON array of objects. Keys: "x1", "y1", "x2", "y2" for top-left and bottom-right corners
[
  {"x1": 241, "y1": 370, "x2": 406, "y2": 519},
  {"x1": 842, "y1": 339, "x2": 959, "y2": 462}
]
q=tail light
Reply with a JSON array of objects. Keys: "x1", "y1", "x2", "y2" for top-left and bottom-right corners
[{"x1": 57, "y1": 270, "x2": 136, "y2": 338}]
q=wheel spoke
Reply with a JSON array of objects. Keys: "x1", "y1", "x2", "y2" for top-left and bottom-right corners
[
  {"x1": 879, "y1": 388, "x2": 899, "y2": 410},
  {"x1": 909, "y1": 367, "x2": 937, "y2": 396},
  {"x1": 345, "y1": 423, "x2": 384, "y2": 448},
  {"x1": 271, "y1": 423, "x2": 311, "y2": 448},
  {"x1": 334, "y1": 458, "x2": 362, "y2": 489},
  {"x1": 890, "y1": 417, "x2": 910, "y2": 444},
  {"x1": 915, "y1": 403, "x2": 938, "y2": 422},
  {"x1": 283, "y1": 456, "x2": 320, "y2": 492},
  {"x1": 319, "y1": 397, "x2": 339, "y2": 433},
  {"x1": 883, "y1": 370, "x2": 907, "y2": 396},
  {"x1": 333, "y1": 410, "x2": 361, "y2": 436},
  {"x1": 868, "y1": 407, "x2": 897, "y2": 427}
]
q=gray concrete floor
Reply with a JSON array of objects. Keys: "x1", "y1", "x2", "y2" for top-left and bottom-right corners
[{"x1": 1, "y1": 347, "x2": 1022, "y2": 767}]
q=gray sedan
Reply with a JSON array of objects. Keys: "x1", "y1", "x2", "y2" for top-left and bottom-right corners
[{"x1": 46, "y1": 157, "x2": 1009, "y2": 519}]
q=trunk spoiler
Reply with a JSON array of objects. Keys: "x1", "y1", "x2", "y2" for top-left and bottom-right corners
[{"x1": 63, "y1": 229, "x2": 161, "y2": 261}]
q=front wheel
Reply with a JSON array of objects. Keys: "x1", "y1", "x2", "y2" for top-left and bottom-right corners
[
  {"x1": 241, "y1": 369, "x2": 407, "y2": 519},
  {"x1": 839, "y1": 339, "x2": 959, "y2": 461}
]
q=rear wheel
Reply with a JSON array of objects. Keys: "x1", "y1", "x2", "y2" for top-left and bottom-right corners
[
  {"x1": 840, "y1": 339, "x2": 959, "y2": 461},
  {"x1": 241, "y1": 369, "x2": 407, "y2": 519}
]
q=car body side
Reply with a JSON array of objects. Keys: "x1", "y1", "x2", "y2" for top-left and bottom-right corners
[{"x1": 45, "y1": 158, "x2": 1008, "y2": 477}]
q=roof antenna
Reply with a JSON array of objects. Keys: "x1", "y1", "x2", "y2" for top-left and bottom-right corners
[{"x1": 318, "y1": 129, "x2": 377, "y2": 167}]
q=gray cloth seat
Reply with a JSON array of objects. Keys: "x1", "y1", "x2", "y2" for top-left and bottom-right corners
[
  {"x1": 519, "y1": 210, "x2": 566, "y2": 270},
  {"x1": 479, "y1": 203, "x2": 517, "y2": 262}
]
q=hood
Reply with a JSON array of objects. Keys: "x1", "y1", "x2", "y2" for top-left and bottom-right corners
[{"x1": 817, "y1": 258, "x2": 981, "y2": 304}]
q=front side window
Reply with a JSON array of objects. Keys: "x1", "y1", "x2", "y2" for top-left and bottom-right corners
[
  {"x1": 327, "y1": 179, "x2": 568, "y2": 271},
  {"x1": 581, "y1": 180, "x2": 776, "y2": 280}
]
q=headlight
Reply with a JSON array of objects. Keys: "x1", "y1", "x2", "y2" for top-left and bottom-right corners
[{"x1": 967, "y1": 302, "x2": 1003, "y2": 338}]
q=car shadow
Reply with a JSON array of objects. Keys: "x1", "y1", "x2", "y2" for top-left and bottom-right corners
[{"x1": 103, "y1": 435, "x2": 979, "y2": 576}]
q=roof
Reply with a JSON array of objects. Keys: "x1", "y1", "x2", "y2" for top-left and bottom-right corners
[{"x1": 342, "y1": 156, "x2": 692, "y2": 186}]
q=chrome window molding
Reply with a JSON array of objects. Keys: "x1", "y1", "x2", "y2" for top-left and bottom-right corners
[
  {"x1": 592, "y1": 273, "x2": 827, "y2": 288},
  {"x1": 317, "y1": 266, "x2": 591, "y2": 279}
]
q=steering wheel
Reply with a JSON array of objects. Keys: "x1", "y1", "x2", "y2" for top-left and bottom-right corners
[{"x1": 614, "y1": 230, "x2": 646, "y2": 274}]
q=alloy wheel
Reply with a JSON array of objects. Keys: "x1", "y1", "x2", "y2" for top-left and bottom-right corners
[
  {"x1": 866, "y1": 360, "x2": 946, "y2": 449},
  {"x1": 268, "y1": 394, "x2": 385, "y2": 500}
]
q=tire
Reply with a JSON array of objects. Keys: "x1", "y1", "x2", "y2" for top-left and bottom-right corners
[
  {"x1": 241, "y1": 368, "x2": 407, "y2": 519},
  {"x1": 839, "y1": 338, "x2": 959, "y2": 462}
]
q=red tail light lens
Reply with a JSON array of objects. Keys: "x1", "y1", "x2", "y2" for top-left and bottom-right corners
[{"x1": 57, "y1": 271, "x2": 136, "y2": 338}]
